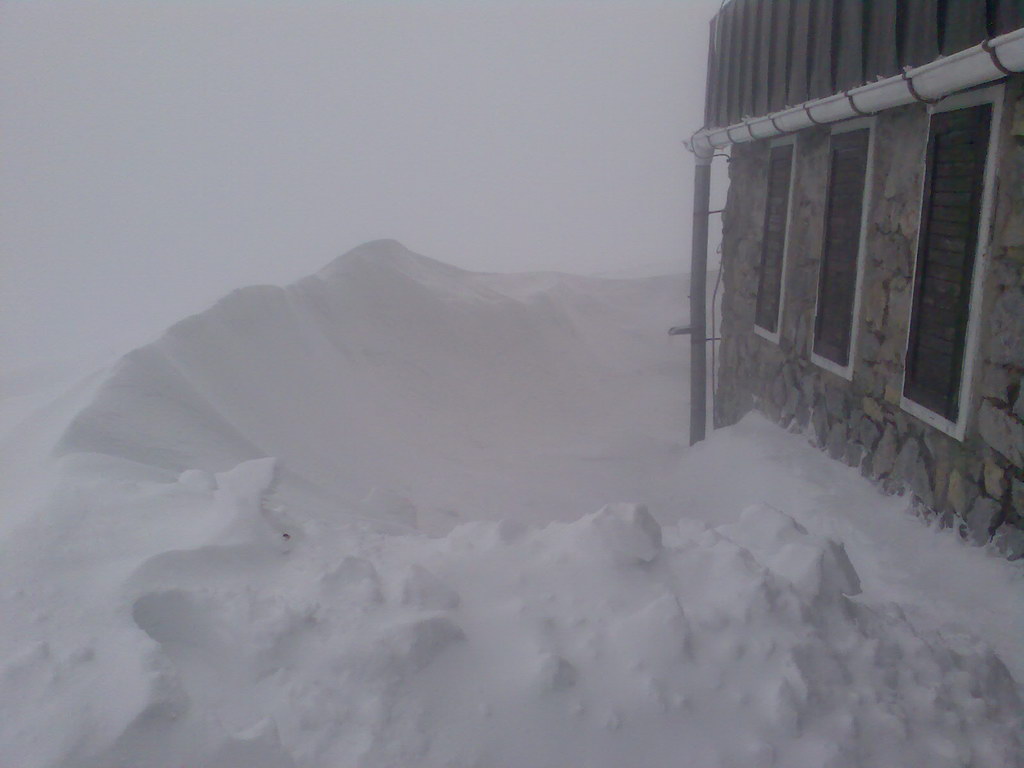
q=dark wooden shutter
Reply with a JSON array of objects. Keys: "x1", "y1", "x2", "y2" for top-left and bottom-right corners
[
  {"x1": 813, "y1": 128, "x2": 870, "y2": 367},
  {"x1": 755, "y1": 144, "x2": 794, "y2": 333},
  {"x1": 904, "y1": 103, "x2": 992, "y2": 422}
]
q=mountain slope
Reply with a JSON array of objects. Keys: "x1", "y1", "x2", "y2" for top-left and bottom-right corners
[{"x1": 52, "y1": 239, "x2": 689, "y2": 526}]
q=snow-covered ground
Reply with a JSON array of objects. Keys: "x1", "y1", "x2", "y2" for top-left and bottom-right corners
[{"x1": 1, "y1": 241, "x2": 1021, "y2": 767}]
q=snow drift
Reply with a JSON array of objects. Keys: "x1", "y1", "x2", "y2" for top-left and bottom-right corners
[
  {"x1": 1, "y1": 241, "x2": 1021, "y2": 768},
  {"x1": 50, "y1": 239, "x2": 688, "y2": 528}
]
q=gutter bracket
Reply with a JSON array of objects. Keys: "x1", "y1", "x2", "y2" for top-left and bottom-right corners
[
  {"x1": 982, "y1": 38, "x2": 1017, "y2": 75},
  {"x1": 803, "y1": 104, "x2": 825, "y2": 125},
  {"x1": 845, "y1": 90, "x2": 871, "y2": 117},
  {"x1": 901, "y1": 68, "x2": 939, "y2": 104},
  {"x1": 691, "y1": 29, "x2": 1024, "y2": 152}
]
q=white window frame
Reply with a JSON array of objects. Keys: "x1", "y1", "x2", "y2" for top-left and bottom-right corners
[
  {"x1": 809, "y1": 116, "x2": 876, "y2": 380},
  {"x1": 899, "y1": 84, "x2": 1004, "y2": 441},
  {"x1": 753, "y1": 134, "x2": 798, "y2": 345}
]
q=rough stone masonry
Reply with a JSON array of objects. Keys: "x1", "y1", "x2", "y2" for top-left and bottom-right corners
[{"x1": 715, "y1": 76, "x2": 1024, "y2": 558}]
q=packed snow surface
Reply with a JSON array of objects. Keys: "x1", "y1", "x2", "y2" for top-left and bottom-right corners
[{"x1": 1, "y1": 241, "x2": 1022, "y2": 767}]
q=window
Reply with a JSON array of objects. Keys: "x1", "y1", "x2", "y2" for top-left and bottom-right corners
[
  {"x1": 811, "y1": 118, "x2": 873, "y2": 378},
  {"x1": 754, "y1": 137, "x2": 796, "y2": 342},
  {"x1": 901, "y1": 86, "x2": 1002, "y2": 439}
]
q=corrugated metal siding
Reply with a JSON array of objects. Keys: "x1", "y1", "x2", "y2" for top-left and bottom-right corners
[
  {"x1": 754, "y1": 0, "x2": 774, "y2": 116},
  {"x1": 808, "y1": 0, "x2": 836, "y2": 100},
  {"x1": 704, "y1": 15, "x2": 720, "y2": 131},
  {"x1": 833, "y1": 0, "x2": 864, "y2": 91},
  {"x1": 941, "y1": 0, "x2": 988, "y2": 54},
  {"x1": 787, "y1": 1, "x2": 812, "y2": 107},
  {"x1": 768, "y1": 0, "x2": 793, "y2": 113},
  {"x1": 994, "y1": 0, "x2": 1023, "y2": 35},
  {"x1": 864, "y1": 0, "x2": 899, "y2": 80},
  {"x1": 703, "y1": 0, "x2": 1020, "y2": 128},
  {"x1": 901, "y1": 0, "x2": 940, "y2": 68}
]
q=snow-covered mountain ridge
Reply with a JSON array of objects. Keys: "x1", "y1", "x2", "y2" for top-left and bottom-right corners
[{"x1": 49, "y1": 239, "x2": 688, "y2": 529}]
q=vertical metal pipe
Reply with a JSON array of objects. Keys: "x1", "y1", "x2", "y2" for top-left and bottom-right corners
[{"x1": 689, "y1": 154, "x2": 712, "y2": 445}]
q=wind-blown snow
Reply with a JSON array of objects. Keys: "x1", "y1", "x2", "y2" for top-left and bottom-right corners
[
  {"x1": 1, "y1": 241, "x2": 1021, "y2": 767},
  {"x1": 48, "y1": 239, "x2": 688, "y2": 530}
]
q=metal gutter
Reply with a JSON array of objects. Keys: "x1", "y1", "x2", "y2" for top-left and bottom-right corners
[{"x1": 691, "y1": 27, "x2": 1024, "y2": 156}]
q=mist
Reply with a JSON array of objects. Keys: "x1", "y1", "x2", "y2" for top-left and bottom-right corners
[{"x1": 1, "y1": 0, "x2": 721, "y2": 368}]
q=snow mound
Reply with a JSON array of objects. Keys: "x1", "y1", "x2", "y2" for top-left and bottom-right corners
[
  {"x1": 2, "y1": 242, "x2": 1022, "y2": 767},
  {"x1": 3, "y1": 469, "x2": 1019, "y2": 768}
]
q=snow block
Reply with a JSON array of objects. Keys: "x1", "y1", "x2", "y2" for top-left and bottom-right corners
[
  {"x1": 718, "y1": 504, "x2": 862, "y2": 599},
  {"x1": 178, "y1": 469, "x2": 217, "y2": 493},
  {"x1": 360, "y1": 487, "x2": 418, "y2": 529},
  {"x1": 401, "y1": 565, "x2": 461, "y2": 611},
  {"x1": 321, "y1": 556, "x2": 383, "y2": 606},
  {"x1": 206, "y1": 719, "x2": 296, "y2": 768},
  {"x1": 386, "y1": 614, "x2": 465, "y2": 673},
  {"x1": 534, "y1": 653, "x2": 577, "y2": 692},
  {"x1": 585, "y1": 503, "x2": 662, "y2": 564}
]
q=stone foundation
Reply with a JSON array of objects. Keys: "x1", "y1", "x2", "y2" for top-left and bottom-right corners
[{"x1": 715, "y1": 76, "x2": 1024, "y2": 558}]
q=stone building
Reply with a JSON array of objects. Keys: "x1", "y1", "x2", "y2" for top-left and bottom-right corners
[{"x1": 689, "y1": 2, "x2": 1024, "y2": 554}]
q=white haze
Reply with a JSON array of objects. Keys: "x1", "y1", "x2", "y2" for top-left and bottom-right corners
[
  {"x1": 0, "y1": 0, "x2": 723, "y2": 370},
  {"x1": 2, "y1": 241, "x2": 1020, "y2": 766}
]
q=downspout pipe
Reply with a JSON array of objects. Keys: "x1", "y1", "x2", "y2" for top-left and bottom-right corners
[
  {"x1": 689, "y1": 152, "x2": 712, "y2": 446},
  {"x1": 692, "y1": 28, "x2": 1024, "y2": 155}
]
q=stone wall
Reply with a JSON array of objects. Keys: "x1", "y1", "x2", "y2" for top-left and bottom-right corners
[{"x1": 715, "y1": 76, "x2": 1024, "y2": 558}]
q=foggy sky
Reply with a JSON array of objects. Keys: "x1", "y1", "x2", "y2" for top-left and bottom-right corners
[{"x1": 1, "y1": 1, "x2": 722, "y2": 369}]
